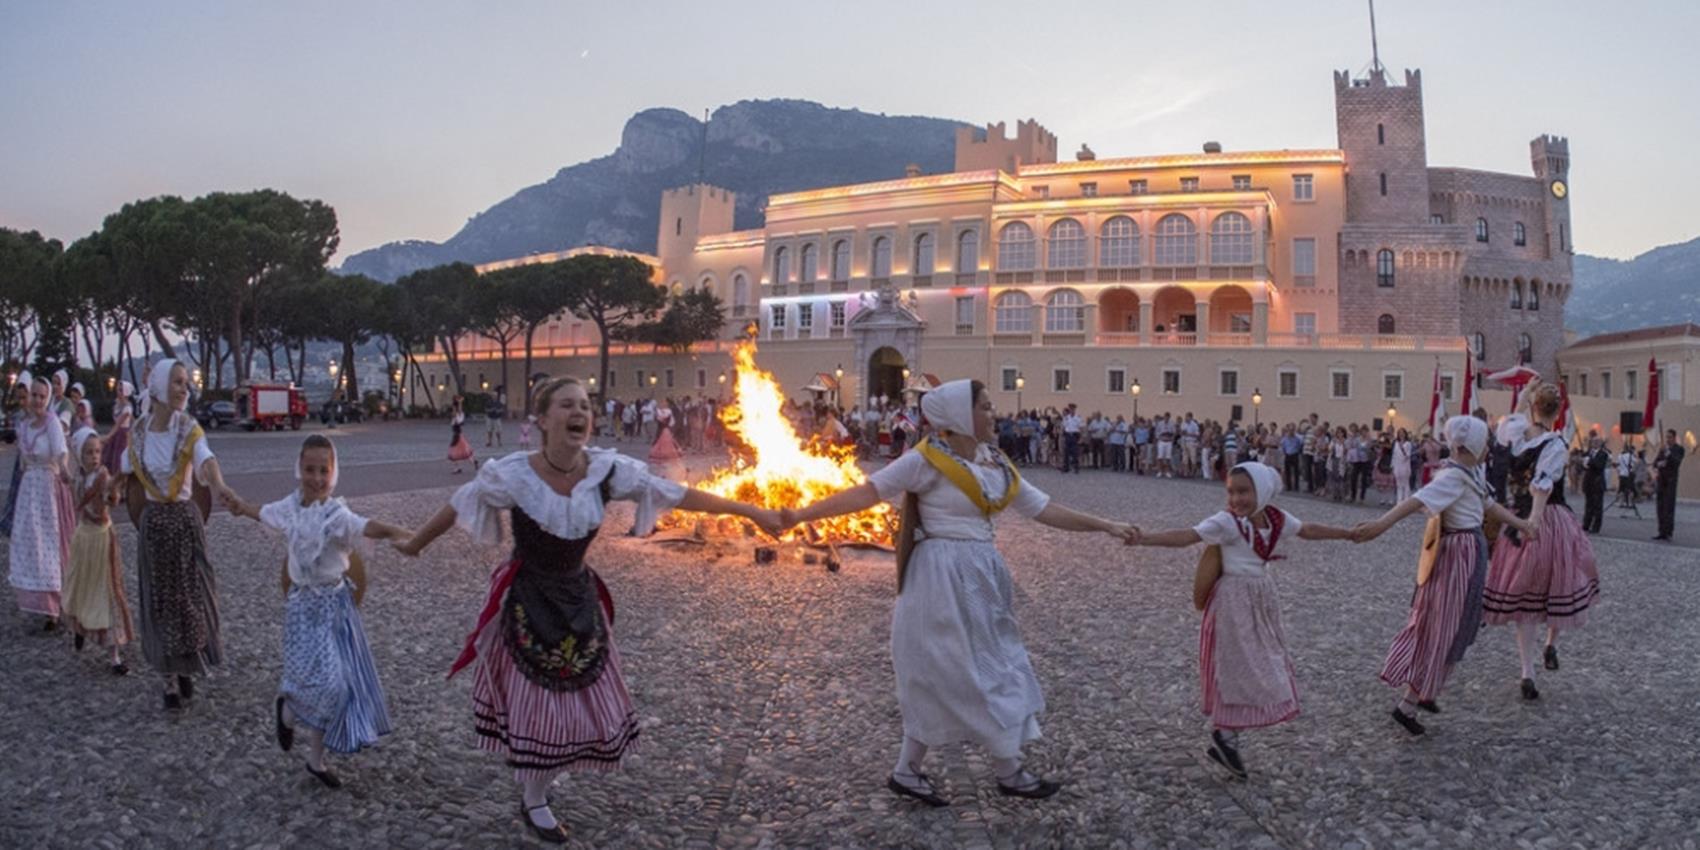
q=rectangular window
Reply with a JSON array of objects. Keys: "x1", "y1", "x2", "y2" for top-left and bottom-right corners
[
  {"x1": 636, "y1": 369, "x2": 645, "y2": 388},
  {"x1": 1379, "y1": 172, "x2": 1388, "y2": 196},
  {"x1": 955, "y1": 296, "x2": 975, "y2": 335},
  {"x1": 797, "y1": 304, "x2": 813, "y2": 331},
  {"x1": 1053, "y1": 368, "x2": 1071, "y2": 393},
  {"x1": 1330, "y1": 369, "x2": 1353, "y2": 400},
  {"x1": 770, "y1": 305, "x2": 786, "y2": 330},
  {"x1": 1107, "y1": 369, "x2": 1126, "y2": 394},
  {"x1": 1129, "y1": 179, "x2": 1148, "y2": 195},
  {"x1": 1080, "y1": 182, "x2": 1098, "y2": 197},
  {"x1": 1180, "y1": 177, "x2": 1200, "y2": 192},
  {"x1": 1292, "y1": 238, "x2": 1316, "y2": 285},
  {"x1": 830, "y1": 301, "x2": 846, "y2": 328},
  {"x1": 1002, "y1": 368, "x2": 1019, "y2": 392},
  {"x1": 1162, "y1": 368, "x2": 1182, "y2": 395},
  {"x1": 664, "y1": 368, "x2": 675, "y2": 388},
  {"x1": 1294, "y1": 313, "x2": 1317, "y2": 337},
  {"x1": 1232, "y1": 174, "x2": 1251, "y2": 191},
  {"x1": 1278, "y1": 369, "x2": 1299, "y2": 398},
  {"x1": 1440, "y1": 375, "x2": 1455, "y2": 402},
  {"x1": 696, "y1": 368, "x2": 707, "y2": 389},
  {"x1": 1579, "y1": 373, "x2": 1588, "y2": 396},
  {"x1": 1601, "y1": 372, "x2": 1612, "y2": 399},
  {"x1": 1383, "y1": 372, "x2": 1404, "y2": 401},
  {"x1": 1229, "y1": 313, "x2": 1252, "y2": 334},
  {"x1": 1430, "y1": 213, "x2": 1445, "y2": 224},
  {"x1": 1219, "y1": 369, "x2": 1239, "y2": 396},
  {"x1": 1292, "y1": 174, "x2": 1314, "y2": 201},
  {"x1": 1628, "y1": 370, "x2": 1638, "y2": 400},
  {"x1": 1032, "y1": 185, "x2": 1050, "y2": 199}
]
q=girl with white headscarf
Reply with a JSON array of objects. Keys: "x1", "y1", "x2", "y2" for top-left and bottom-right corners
[
  {"x1": 120, "y1": 358, "x2": 246, "y2": 710},
  {"x1": 62, "y1": 426, "x2": 135, "y2": 673},
  {"x1": 0, "y1": 370, "x2": 36, "y2": 539},
  {"x1": 7, "y1": 373, "x2": 76, "y2": 630},
  {"x1": 1354, "y1": 415, "x2": 1534, "y2": 734},
  {"x1": 225, "y1": 434, "x2": 414, "y2": 788},
  {"x1": 101, "y1": 380, "x2": 136, "y2": 476},
  {"x1": 1133, "y1": 461, "x2": 1355, "y2": 779},
  {"x1": 786, "y1": 379, "x2": 1137, "y2": 805}
]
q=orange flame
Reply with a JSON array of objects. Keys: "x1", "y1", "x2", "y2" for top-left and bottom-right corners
[{"x1": 660, "y1": 340, "x2": 896, "y2": 545}]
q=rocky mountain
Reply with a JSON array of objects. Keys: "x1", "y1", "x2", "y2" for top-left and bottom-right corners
[
  {"x1": 1570, "y1": 235, "x2": 1700, "y2": 337},
  {"x1": 339, "y1": 100, "x2": 967, "y2": 281}
]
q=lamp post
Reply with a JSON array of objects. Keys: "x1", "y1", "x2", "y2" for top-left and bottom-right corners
[
  {"x1": 1015, "y1": 373, "x2": 1025, "y2": 412},
  {"x1": 327, "y1": 360, "x2": 339, "y2": 399},
  {"x1": 649, "y1": 373, "x2": 658, "y2": 399},
  {"x1": 1386, "y1": 404, "x2": 1397, "y2": 430},
  {"x1": 834, "y1": 363, "x2": 844, "y2": 408},
  {"x1": 1251, "y1": 387, "x2": 1262, "y2": 429},
  {"x1": 1131, "y1": 378, "x2": 1141, "y2": 421}
]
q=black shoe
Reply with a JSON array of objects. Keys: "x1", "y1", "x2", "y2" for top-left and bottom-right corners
[
  {"x1": 73, "y1": 633, "x2": 85, "y2": 652},
  {"x1": 996, "y1": 770, "x2": 1062, "y2": 800},
  {"x1": 164, "y1": 692, "x2": 183, "y2": 711},
  {"x1": 521, "y1": 801, "x2": 569, "y2": 844},
  {"x1": 1391, "y1": 709, "x2": 1427, "y2": 736},
  {"x1": 178, "y1": 675, "x2": 194, "y2": 700},
  {"x1": 305, "y1": 763, "x2": 342, "y2": 789},
  {"x1": 110, "y1": 662, "x2": 128, "y2": 676},
  {"x1": 1415, "y1": 700, "x2": 1440, "y2": 714},
  {"x1": 275, "y1": 697, "x2": 295, "y2": 752},
  {"x1": 1520, "y1": 678, "x2": 1540, "y2": 701},
  {"x1": 43, "y1": 618, "x2": 58, "y2": 633},
  {"x1": 887, "y1": 773, "x2": 949, "y2": 807},
  {"x1": 1544, "y1": 645, "x2": 1559, "y2": 671},
  {"x1": 1208, "y1": 730, "x2": 1248, "y2": 779}
]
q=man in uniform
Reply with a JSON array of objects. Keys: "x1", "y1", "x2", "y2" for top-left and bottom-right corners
[
  {"x1": 1581, "y1": 435, "x2": 1611, "y2": 534},
  {"x1": 1653, "y1": 429, "x2": 1686, "y2": 541}
]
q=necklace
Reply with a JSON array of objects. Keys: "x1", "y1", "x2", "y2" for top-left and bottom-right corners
[{"x1": 542, "y1": 449, "x2": 585, "y2": 476}]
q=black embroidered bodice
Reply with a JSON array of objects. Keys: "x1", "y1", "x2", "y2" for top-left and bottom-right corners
[
  {"x1": 500, "y1": 472, "x2": 615, "y2": 691},
  {"x1": 1507, "y1": 434, "x2": 1568, "y2": 520}
]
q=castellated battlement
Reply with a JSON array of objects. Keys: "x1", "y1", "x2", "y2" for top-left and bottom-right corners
[
  {"x1": 1334, "y1": 68, "x2": 1422, "y2": 92},
  {"x1": 662, "y1": 184, "x2": 734, "y2": 203},
  {"x1": 954, "y1": 119, "x2": 1058, "y2": 173}
]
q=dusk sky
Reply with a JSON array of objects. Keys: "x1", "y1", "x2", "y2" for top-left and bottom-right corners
[{"x1": 3, "y1": 0, "x2": 1694, "y2": 263}]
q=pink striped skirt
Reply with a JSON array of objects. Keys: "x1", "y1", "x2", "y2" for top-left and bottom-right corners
[
  {"x1": 1483, "y1": 504, "x2": 1599, "y2": 627},
  {"x1": 1380, "y1": 530, "x2": 1478, "y2": 701},
  {"x1": 1200, "y1": 574, "x2": 1300, "y2": 731},
  {"x1": 469, "y1": 589, "x2": 639, "y2": 780}
]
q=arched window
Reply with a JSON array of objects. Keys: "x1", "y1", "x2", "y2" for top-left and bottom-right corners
[
  {"x1": 1471, "y1": 332, "x2": 1486, "y2": 361},
  {"x1": 698, "y1": 275, "x2": 714, "y2": 294},
  {"x1": 830, "y1": 239, "x2": 850, "y2": 281},
  {"x1": 913, "y1": 233, "x2": 935, "y2": 276},
  {"x1": 1529, "y1": 280, "x2": 1541, "y2": 311},
  {"x1": 1475, "y1": 218, "x2": 1490, "y2": 243},
  {"x1": 1098, "y1": 216, "x2": 1140, "y2": 267},
  {"x1": 799, "y1": 243, "x2": 817, "y2": 281},
  {"x1": 1046, "y1": 219, "x2": 1086, "y2": 269},
  {"x1": 732, "y1": 273, "x2": 749, "y2": 309},
  {"x1": 1514, "y1": 222, "x2": 1527, "y2": 246},
  {"x1": 1045, "y1": 289, "x2": 1085, "y2": 333},
  {"x1": 1518, "y1": 333, "x2": 1533, "y2": 362},
  {"x1": 772, "y1": 247, "x2": 790, "y2": 284},
  {"x1": 956, "y1": 229, "x2": 979, "y2": 275},
  {"x1": 1209, "y1": 212, "x2": 1254, "y2": 264},
  {"x1": 1154, "y1": 213, "x2": 1197, "y2": 266},
  {"x1": 994, "y1": 290, "x2": 1034, "y2": 333},
  {"x1": 1511, "y1": 281, "x2": 1524, "y2": 309},
  {"x1": 997, "y1": 222, "x2": 1036, "y2": 271},
  {"x1": 871, "y1": 236, "x2": 892, "y2": 278},
  {"x1": 1376, "y1": 249, "x2": 1395, "y2": 287},
  {"x1": 1377, "y1": 314, "x2": 1395, "y2": 335}
]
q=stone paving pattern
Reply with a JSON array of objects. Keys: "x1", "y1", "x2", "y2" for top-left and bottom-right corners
[{"x1": 2, "y1": 461, "x2": 1696, "y2": 849}]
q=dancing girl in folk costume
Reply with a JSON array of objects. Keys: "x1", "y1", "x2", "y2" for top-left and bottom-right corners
[
  {"x1": 1132, "y1": 463, "x2": 1354, "y2": 779},
  {"x1": 1353, "y1": 417, "x2": 1533, "y2": 735},
  {"x1": 1482, "y1": 381, "x2": 1601, "y2": 701},
  {"x1": 447, "y1": 396, "x2": 475, "y2": 473},
  {"x1": 62, "y1": 427, "x2": 136, "y2": 674},
  {"x1": 6, "y1": 372, "x2": 76, "y2": 630},
  {"x1": 783, "y1": 379, "x2": 1138, "y2": 806},
  {"x1": 121, "y1": 359, "x2": 247, "y2": 710},
  {"x1": 225, "y1": 434, "x2": 415, "y2": 789},
  {"x1": 397, "y1": 376, "x2": 782, "y2": 843},
  {"x1": 102, "y1": 380, "x2": 135, "y2": 476}
]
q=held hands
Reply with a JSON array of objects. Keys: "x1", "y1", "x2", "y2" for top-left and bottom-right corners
[
  {"x1": 391, "y1": 536, "x2": 424, "y2": 558},
  {"x1": 748, "y1": 507, "x2": 787, "y2": 540},
  {"x1": 1519, "y1": 517, "x2": 1540, "y2": 541},
  {"x1": 1107, "y1": 522, "x2": 1141, "y2": 545},
  {"x1": 1350, "y1": 521, "x2": 1384, "y2": 543}
]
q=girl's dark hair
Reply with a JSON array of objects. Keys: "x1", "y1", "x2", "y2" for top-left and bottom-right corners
[
  {"x1": 300, "y1": 434, "x2": 335, "y2": 457},
  {"x1": 970, "y1": 379, "x2": 986, "y2": 401}
]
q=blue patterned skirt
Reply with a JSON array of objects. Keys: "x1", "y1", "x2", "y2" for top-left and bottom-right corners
[{"x1": 282, "y1": 580, "x2": 392, "y2": 754}]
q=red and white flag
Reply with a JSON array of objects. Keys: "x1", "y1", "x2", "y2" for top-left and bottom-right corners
[
  {"x1": 1554, "y1": 380, "x2": 1572, "y2": 437},
  {"x1": 1643, "y1": 357, "x2": 1660, "y2": 433},
  {"x1": 1486, "y1": 365, "x2": 1541, "y2": 412},
  {"x1": 1460, "y1": 354, "x2": 1475, "y2": 414},
  {"x1": 1426, "y1": 360, "x2": 1444, "y2": 431}
]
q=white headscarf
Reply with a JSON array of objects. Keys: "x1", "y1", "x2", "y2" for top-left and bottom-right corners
[
  {"x1": 920, "y1": 379, "x2": 975, "y2": 437},
  {"x1": 70, "y1": 381, "x2": 85, "y2": 398},
  {"x1": 1445, "y1": 415, "x2": 1489, "y2": 459},
  {"x1": 52, "y1": 369, "x2": 67, "y2": 390},
  {"x1": 297, "y1": 438, "x2": 340, "y2": 492},
  {"x1": 140, "y1": 358, "x2": 185, "y2": 421},
  {"x1": 70, "y1": 426, "x2": 99, "y2": 469},
  {"x1": 1231, "y1": 461, "x2": 1283, "y2": 514},
  {"x1": 76, "y1": 399, "x2": 93, "y2": 422},
  {"x1": 15, "y1": 370, "x2": 32, "y2": 392},
  {"x1": 118, "y1": 380, "x2": 134, "y2": 400}
]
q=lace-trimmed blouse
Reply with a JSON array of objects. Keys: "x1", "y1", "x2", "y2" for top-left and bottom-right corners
[{"x1": 450, "y1": 449, "x2": 687, "y2": 545}]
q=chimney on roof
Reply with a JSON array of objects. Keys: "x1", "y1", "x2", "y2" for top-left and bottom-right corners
[
  {"x1": 1203, "y1": 141, "x2": 1223, "y2": 154},
  {"x1": 904, "y1": 163, "x2": 922, "y2": 178},
  {"x1": 1076, "y1": 143, "x2": 1096, "y2": 161}
]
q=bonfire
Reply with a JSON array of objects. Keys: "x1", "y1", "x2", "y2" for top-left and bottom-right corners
[{"x1": 658, "y1": 340, "x2": 897, "y2": 547}]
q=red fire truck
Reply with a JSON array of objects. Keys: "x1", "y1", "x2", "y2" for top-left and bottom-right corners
[{"x1": 234, "y1": 383, "x2": 308, "y2": 431}]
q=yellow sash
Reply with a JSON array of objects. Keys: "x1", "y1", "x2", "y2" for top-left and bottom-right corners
[
  {"x1": 915, "y1": 437, "x2": 1020, "y2": 516},
  {"x1": 128, "y1": 420, "x2": 205, "y2": 504}
]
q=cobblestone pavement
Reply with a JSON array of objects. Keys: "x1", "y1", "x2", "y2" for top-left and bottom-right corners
[{"x1": 2, "y1": 459, "x2": 1695, "y2": 849}]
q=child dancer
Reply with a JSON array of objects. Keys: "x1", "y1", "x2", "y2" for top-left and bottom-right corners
[
  {"x1": 518, "y1": 413, "x2": 535, "y2": 449},
  {"x1": 1353, "y1": 417, "x2": 1532, "y2": 734},
  {"x1": 448, "y1": 397, "x2": 474, "y2": 474},
  {"x1": 63, "y1": 428, "x2": 135, "y2": 673},
  {"x1": 1131, "y1": 462, "x2": 1354, "y2": 779},
  {"x1": 7, "y1": 372, "x2": 74, "y2": 630},
  {"x1": 227, "y1": 434, "x2": 414, "y2": 788}
]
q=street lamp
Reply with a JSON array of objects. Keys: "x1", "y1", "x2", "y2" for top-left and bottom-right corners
[
  {"x1": 649, "y1": 373, "x2": 658, "y2": 398},
  {"x1": 107, "y1": 376, "x2": 117, "y2": 392},
  {"x1": 1386, "y1": 404, "x2": 1397, "y2": 428},
  {"x1": 1251, "y1": 387, "x2": 1262, "y2": 428},
  {"x1": 192, "y1": 367, "x2": 203, "y2": 388},
  {"x1": 1015, "y1": 373, "x2": 1025, "y2": 412},
  {"x1": 1131, "y1": 378, "x2": 1141, "y2": 421}
]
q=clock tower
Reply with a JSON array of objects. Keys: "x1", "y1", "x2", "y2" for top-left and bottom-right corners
[{"x1": 1531, "y1": 134, "x2": 1572, "y2": 258}]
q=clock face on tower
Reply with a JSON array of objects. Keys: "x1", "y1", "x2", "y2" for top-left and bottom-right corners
[{"x1": 1551, "y1": 180, "x2": 1568, "y2": 199}]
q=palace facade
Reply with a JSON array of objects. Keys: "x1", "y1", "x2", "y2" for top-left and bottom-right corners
[{"x1": 417, "y1": 64, "x2": 1574, "y2": 428}]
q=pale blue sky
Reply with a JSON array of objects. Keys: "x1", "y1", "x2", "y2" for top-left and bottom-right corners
[{"x1": 2, "y1": 0, "x2": 1694, "y2": 262}]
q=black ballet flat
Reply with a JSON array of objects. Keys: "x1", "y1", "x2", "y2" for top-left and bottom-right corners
[
  {"x1": 275, "y1": 697, "x2": 294, "y2": 752},
  {"x1": 42, "y1": 618, "x2": 58, "y2": 633},
  {"x1": 1544, "y1": 645, "x2": 1559, "y2": 671},
  {"x1": 1391, "y1": 709, "x2": 1427, "y2": 736},
  {"x1": 887, "y1": 773, "x2": 949, "y2": 808},
  {"x1": 177, "y1": 675, "x2": 194, "y2": 701},
  {"x1": 1415, "y1": 700, "x2": 1440, "y2": 714},
  {"x1": 996, "y1": 772, "x2": 1062, "y2": 800},
  {"x1": 1520, "y1": 678, "x2": 1540, "y2": 701},
  {"x1": 306, "y1": 763, "x2": 342, "y2": 789},
  {"x1": 163, "y1": 692, "x2": 184, "y2": 711},
  {"x1": 73, "y1": 633, "x2": 85, "y2": 652},
  {"x1": 110, "y1": 662, "x2": 128, "y2": 676},
  {"x1": 1208, "y1": 730, "x2": 1248, "y2": 780},
  {"x1": 520, "y1": 801, "x2": 569, "y2": 844}
]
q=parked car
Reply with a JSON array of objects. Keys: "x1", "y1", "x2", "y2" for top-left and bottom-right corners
[
  {"x1": 196, "y1": 400, "x2": 237, "y2": 429},
  {"x1": 318, "y1": 399, "x2": 365, "y2": 426}
]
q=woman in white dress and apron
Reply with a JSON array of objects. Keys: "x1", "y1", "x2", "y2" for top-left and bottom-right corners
[{"x1": 785, "y1": 379, "x2": 1136, "y2": 805}]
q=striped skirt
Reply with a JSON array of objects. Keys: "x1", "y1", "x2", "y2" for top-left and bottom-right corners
[
  {"x1": 1379, "y1": 529, "x2": 1485, "y2": 701},
  {"x1": 470, "y1": 574, "x2": 638, "y2": 780},
  {"x1": 1484, "y1": 504, "x2": 1600, "y2": 627},
  {"x1": 1200, "y1": 574, "x2": 1300, "y2": 731},
  {"x1": 282, "y1": 581, "x2": 391, "y2": 754},
  {"x1": 135, "y1": 501, "x2": 222, "y2": 675}
]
